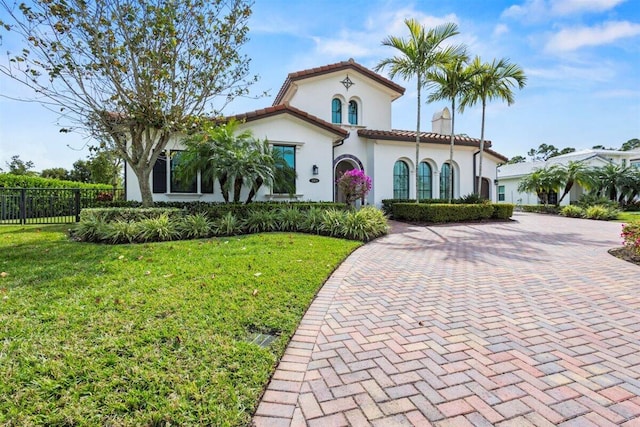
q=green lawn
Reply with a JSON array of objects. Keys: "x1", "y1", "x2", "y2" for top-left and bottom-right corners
[
  {"x1": 0, "y1": 225, "x2": 361, "y2": 426},
  {"x1": 617, "y1": 211, "x2": 640, "y2": 222}
]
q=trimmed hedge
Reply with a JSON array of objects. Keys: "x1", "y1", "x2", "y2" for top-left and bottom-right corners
[
  {"x1": 0, "y1": 173, "x2": 113, "y2": 189},
  {"x1": 521, "y1": 204, "x2": 560, "y2": 214},
  {"x1": 392, "y1": 203, "x2": 494, "y2": 223},
  {"x1": 80, "y1": 207, "x2": 183, "y2": 223},
  {"x1": 492, "y1": 204, "x2": 515, "y2": 220}
]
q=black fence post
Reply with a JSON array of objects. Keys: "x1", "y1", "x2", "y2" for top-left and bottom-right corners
[
  {"x1": 20, "y1": 189, "x2": 26, "y2": 225},
  {"x1": 74, "y1": 189, "x2": 81, "y2": 222}
]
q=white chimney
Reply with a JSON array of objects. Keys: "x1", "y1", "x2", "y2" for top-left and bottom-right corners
[{"x1": 432, "y1": 107, "x2": 451, "y2": 135}]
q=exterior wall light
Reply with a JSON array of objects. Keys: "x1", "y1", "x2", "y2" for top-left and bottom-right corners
[{"x1": 312, "y1": 165, "x2": 319, "y2": 175}]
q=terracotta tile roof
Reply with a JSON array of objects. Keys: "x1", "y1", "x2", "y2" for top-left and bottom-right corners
[
  {"x1": 273, "y1": 58, "x2": 406, "y2": 106},
  {"x1": 358, "y1": 129, "x2": 508, "y2": 162},
  {"x1": 228, "y1": 103, "x2": 348, "y2": 138}
]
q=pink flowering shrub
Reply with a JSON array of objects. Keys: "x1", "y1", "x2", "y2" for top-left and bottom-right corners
[
  {"x1": 337, "y1": 169, "x2": 372, "y2": 206},
  {"x1": 621, "y1": 222, "x2": 640, "y2": 255}
]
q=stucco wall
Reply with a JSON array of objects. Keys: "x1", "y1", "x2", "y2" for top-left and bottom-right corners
[
  {"x1": 287, "y1": 73, "x2": 396, "y2": 131},
  {"x1": 125, "y1": 114, "x2": 339, "y2": 203}
]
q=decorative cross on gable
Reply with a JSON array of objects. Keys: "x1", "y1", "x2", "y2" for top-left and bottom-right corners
[{"x1": 340, "y1": 75, "x2": 354, "y2": 90}]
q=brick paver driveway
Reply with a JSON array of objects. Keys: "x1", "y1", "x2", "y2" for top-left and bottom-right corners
[{"x1": 254, "y1": 212, "x2": 640, "y2": 426}]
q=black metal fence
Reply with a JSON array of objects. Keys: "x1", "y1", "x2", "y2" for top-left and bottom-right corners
[{"x1": 0, "y1": 188, "x2": 125, "y2": 225}]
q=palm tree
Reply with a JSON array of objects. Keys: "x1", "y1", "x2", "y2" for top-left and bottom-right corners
[
  {"x1": 592, "y1": 163, "x2": 627, "y2": 202},
  {"x1": 557, "y1": 161, "x2": 594, "y2": 204},
  {"x1": 177, "y1": 120, "x2": 281, "y2": 203},
  {"x1": 375, "y1": 20, "x2": 465, "y2": 203},
  {"x1": 426, "y1": 54, "x2": 471, "y2": 202},
  {"x1": 517, "y1": 165, "x2": 564, "y2": 206},
  {"x1": 460, "y1": 56, "x2": 527, "y2": 197}
]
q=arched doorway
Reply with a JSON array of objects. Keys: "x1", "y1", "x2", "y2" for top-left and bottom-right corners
[{"x1": 334, "y1": 155, "x2": 364, "y2": 203}]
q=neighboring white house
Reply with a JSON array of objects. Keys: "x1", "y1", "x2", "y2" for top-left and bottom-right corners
[
  {"x1": 125, "y1": 59, "x2": 508, "y2": 206},
  {"x1": 497, "y1": 148, "x2": 640, "y2": 205}
]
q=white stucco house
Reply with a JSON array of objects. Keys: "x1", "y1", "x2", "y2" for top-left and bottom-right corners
[
  {"x1": 125, "y1": 59, "x2": 508, "y2": 206},
  {"x1": 497, "y1": 148, "x2": 640, "y2": 205}
]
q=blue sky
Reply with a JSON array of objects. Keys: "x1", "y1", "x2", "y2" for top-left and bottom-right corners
[{"x1": 1, "y1": 0, "x2": 639, "y2": 171}]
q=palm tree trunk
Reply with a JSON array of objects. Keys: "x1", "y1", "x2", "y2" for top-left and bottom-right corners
[
  {"x1": 415, "y1": 74, "x2": 421, "y2": 204},
  {"x1": 476, "y1": 99, "x2": 486, "y2": 197},
  {"x1": 448, "y1": 98, "x2": 456, "y2": 203}
]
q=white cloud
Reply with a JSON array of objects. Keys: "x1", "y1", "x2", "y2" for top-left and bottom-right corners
[
  {"x1": 305, "y1": 7, "x2": 463, "y2": 66},
  {"x1": 551, "y1": 0, "x2": 627, "y2": 15},
  {"x1": 526, "y1": 62, "x2": 616, "y2": 85},
  {"x1": 545, "y1": 21, "x2": 640, "y2": 52},
  {"x1": 502, "y1": 0, "x2": 627, "y2": 21},
  {"x1": 493, "y1": 24, "x2": 510, "y2": 37},
  {"x1": 593, "y1": 88, "x2": 640, "y2": 98}
]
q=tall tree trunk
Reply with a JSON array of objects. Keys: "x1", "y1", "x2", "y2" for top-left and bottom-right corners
[
  {"x1": 233, "y1": 176, "x2": 243, "y2": 203},
  {"x1": 476, "y1": 100, "x2": 486, "y2": 197},
  {"x1": 218, "y1": 173, "x2": 229, "y2": 202},
  {"x1": 448, "y1": 98, "x2": 456, "y2": 203},
  {"x1": 246, "y1": 177, "x2": 263, "y2": 203},
  {"x1": 415, "y1": 74, "x2": 421, "y2": 203},
  {"x1": 132, "y1": 165, "x2": 153, "y2": 207}
]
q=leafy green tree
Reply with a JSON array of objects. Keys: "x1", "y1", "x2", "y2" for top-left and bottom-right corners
[
  {"x1": 591, "y1": 164, "x2": 638, "y2": 203},
  {"x1": 0, "y1": 0, "x2": 255, "y2": 206},
  {"x1": 5, "y1": 155, "x2": 36, "y2": 175},
  {"x1": 517, "y1": 165, "x2": 564, "y2": 205},
  {"x1": 557, "y1": 161, "x2": 594, "y2": 204},
  {"x1": 621, "y1": 138, "x2": 640, "y2": 151},
  {"x1": 460, "y1": 56, "x2": 526, "y2": 196},
  {"x1": 551, "y1": 147, "x2": 576, "y2": 158},
  {"x1": 427, "y1": 54, "x2": 472, "y2": 202},
  {"x1": 69, "y1": 160, "x2": 92, "y2": 183},
  {"x1": 86, "y1": 150, "x2": 123, "y2": 187},
  {"x1": 506, "y1": 155, "x2": 527, "y2": 164},
  {"x1": 527, "y1": 144, "x2": 562, "y2": 161},
  {"x1": 177, "y1": 120, "x2": 293, "y2": 204},
  {"x1": 41, "y1": 167, "x2": 70, "y2": 181},
  {"x1": 375, "y1": 20, "x2": 464, "y2": 203}
]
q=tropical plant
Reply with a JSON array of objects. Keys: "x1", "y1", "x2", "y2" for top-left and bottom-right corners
[
  {"x1": 336, "y1": 169, "x2": 372, "y2": 206},
  {"x1": 589, "y1": 164, "x2": 637, "y2": 203},
  {"x1": 340, "y1": 207, "x2": 389, "y2": 242},
  {"x1": 244, "y1": 209, "x2": 278, "y2": 233},
  {"x1": 0, "y1": 0, "x2": 254, "y2": 207},
  {"x1": 177, "y1": 213, "x2": 213, "y2": 239},
  {"x1": 277, "y1": 207, "x2": 304, "y2": 231},
  {"x1": 300, "y1": 207, "x2": 325, "y2": 234},
  {"x1": 212, "y1": 212, "x2": 244, "y2": 236},
  {"x1": 137, "y1": 214, "x2": 181, "y2": 242},
  {"x1": 321, "y1": 209, "x2": 348, "y2": 237},
  {"x1": 427, "y1": 54, "x2": 473, "y2": 202},
  {"x1": 375, "y1": 20, "x2": 465, "y2": 203},
  {"x1": 560, "y1": 205, "x2": 584, "y2": 218},
  {"x1": 557, "y1": 161, "x2": 595, "y2": 204},
  {"x1": 102, "y1": 220, "x2": 140, "y2": 244},
  {"x1": 517, "y1": 165, "x2": 564, "y2": 205},
  {"x1": 584, "y1": 205, "x2": 618, "y2": 221},
  {"x1": 176, "y1": 120, "x2": 294, "y2": 203},
  {"x1": 460, "y1": 56, "x2": 526, "y2": 196}
]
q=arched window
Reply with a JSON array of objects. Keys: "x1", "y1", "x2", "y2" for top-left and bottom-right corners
[
  {"x1": 393, "y1": 160, "x2": 409, "y2": 199},
  {"x1": 418, "y1": 162, "x2": 432, "y2": 200},
  {"x1": 332, "y1": 98, "x2": 342, "y2": 124},
  {"x1": 348, "y1": 100, "x2": 358, "y2": 125},
  {"x1": 440, "y1": 163, "x2": 454, "y2": 200}
]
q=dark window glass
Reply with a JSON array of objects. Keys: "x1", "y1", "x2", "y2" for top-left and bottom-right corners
[
  {"x1": 498, "y1": 185, "x2": 505, "y2": 201},
  {"x1": 440, "y1": 163, "x2": 454, "y2": 200},
  {"x1": 332, "y1": 98, "x2": 342, "y2": 124},
  {"x1": 418, "y1": 162, "x2": 432, "y2": 200},
  {"x1": 152, "y1": 151, "x2": 167, "y2": 193},
  {"x1": 273, "y1": 145, "x2": 296, "y2": 194},
  {"x1": 170, "y1": 150, "x2": 197, "y2": 193},
  {"x1": 348, "y1": 100, "x2": 358, "y2": 125},
  {"x1": 393, "y1": 160, "x2": 409, "y2": 199}
]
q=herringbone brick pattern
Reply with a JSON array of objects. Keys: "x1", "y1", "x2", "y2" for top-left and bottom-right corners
[{"x1": 253, "y1": 213, "x2": 640, "y2": 426}]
